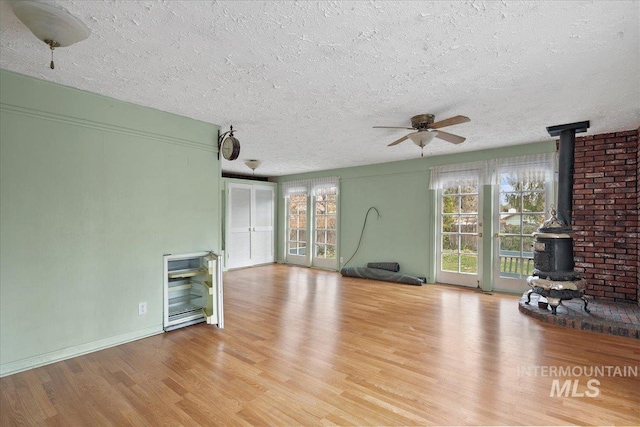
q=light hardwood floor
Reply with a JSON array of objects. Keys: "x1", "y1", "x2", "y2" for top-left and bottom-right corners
[{"x1": 1, "y1": 264, "x2": 639, "y2": 426}]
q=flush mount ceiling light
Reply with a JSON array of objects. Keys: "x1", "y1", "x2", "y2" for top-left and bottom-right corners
[
  {"x1": 11, "y1": 0, "x2": 90, "y2": 69},
  {"x1": 245, "y1": 159, "x2": 261, "y2": 175}
]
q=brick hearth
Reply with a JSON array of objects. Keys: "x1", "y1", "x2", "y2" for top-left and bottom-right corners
[{"x1": 519, "y1": 292, "x2": 640, "y2": 339}]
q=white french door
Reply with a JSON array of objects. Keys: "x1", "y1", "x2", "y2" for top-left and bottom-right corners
[
  {"x1": 432, "y1": 153, "x2": 555, "y2": 291},
  {"x1": 492, "y1": 177, "x2": 550, "y2": 292},
  {"x1": 436, "y1": 184, "x2": 482, "y2": 287},
  {"x1": 286, "y1": 194, "x2": 308, "y2": 266},
  {"x1": 312, "y1": 190, "x2": 338, "y2": 269},
  {"x1": 285, "y1": 186, "x2": 338, "y2": 270}
]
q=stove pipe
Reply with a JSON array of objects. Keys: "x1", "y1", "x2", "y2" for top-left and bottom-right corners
[{"x1": 546, "y1": 121, "x2": 590, "y2": 229}]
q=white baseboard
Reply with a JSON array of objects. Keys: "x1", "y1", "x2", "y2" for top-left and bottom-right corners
[{"x1": 0, "y1": 325, "x2": 163, "y2": 378}]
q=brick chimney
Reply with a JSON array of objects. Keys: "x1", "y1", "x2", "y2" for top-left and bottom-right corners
[{"x1": 571, "y1": 128, "x2": 639, "y2": 305}]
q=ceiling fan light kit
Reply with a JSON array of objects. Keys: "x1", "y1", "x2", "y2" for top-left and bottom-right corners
[
  {"x1": 374, "y1": 113, "x2": 470, "y2": 157},
  {"x1": 11, "y1": 0, "x2": 90, "y2": 69},
  {"x1": 408, "y1": 131, "x2": 436, "y2": 147}
]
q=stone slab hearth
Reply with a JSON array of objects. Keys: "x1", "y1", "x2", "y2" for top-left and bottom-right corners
[{"x1": 519, "y1": 292, "x2": 640, "y2": 339}]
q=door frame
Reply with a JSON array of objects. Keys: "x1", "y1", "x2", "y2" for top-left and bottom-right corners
[
  {"x1": 284, "y1": 187, "x2": 339, "y2": 270},
  {"x1": 492, "y1": 180, "x2": 553, "y2": 293},
  {"x1": 311, "y1": 190, "x2": 338, "y2": 270},
  {"x1": 250, "y1": 184, "x2": 275, "y2": 266},
  {"x1": 285, "y1": 193, "x2": 309, "y2": 266},
  {"x1": 226, "y1": 182, "x2": 253, "y2": 269},
  {"x1": 226, "y1": 181, "x2": 276, "y2": 270},
  {"x1": 436, "y1": 184, "x2": 482, "y2": 287}
]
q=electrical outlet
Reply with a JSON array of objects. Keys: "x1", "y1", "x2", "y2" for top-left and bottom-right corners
[
  {"x1": 138, "y1": 302, "x2": 147, "y2": 316},
  {"x1": 340, "y1": 257, "x2": 344, "y2": 263}
]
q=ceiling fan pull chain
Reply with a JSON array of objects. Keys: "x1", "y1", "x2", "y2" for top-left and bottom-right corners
[{"x1": 45, "y1": 40, "x2": 60, "y2": 70}]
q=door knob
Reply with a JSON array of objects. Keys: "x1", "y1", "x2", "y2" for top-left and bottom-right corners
[{"x1": 477, "y1": 233, "x2": 483, "y2": 237}]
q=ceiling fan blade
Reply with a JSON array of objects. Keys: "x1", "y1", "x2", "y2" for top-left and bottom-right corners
[
  {"x1": 374, "y1": 126, "x2": 415, "y2": 130},
  {"x1": 430, "y1": 115, "x2": 471, "y2": 129},
  {"x1": 387, "y1": 135, "x2": 409, "y2": 146},
  {"x1": 434, "y1": 130, "x2": 466, "y2": 144}
]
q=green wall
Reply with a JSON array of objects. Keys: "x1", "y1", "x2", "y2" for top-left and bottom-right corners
[
  {"x1": 0, "y1": 71, "x2": 221, "y2": 376},
  {"x1": 276, "y1": 141, "x2": 555, "y2": 286},
  {"x1": 338, "y1": 167, "x2": 431, "y2": 279}
]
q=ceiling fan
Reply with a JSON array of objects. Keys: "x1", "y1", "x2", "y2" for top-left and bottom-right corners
[{"x1": 374, "y1": 114, "x2": 470, "y2": 156}]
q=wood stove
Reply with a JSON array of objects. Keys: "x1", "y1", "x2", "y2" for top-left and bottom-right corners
[{"x1": 525, "y1": 121, "x2": 591, "y2": 315}]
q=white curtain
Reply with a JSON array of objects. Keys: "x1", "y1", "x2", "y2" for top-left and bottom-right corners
[
  {"x1": 490, "y1": 153, "x2": 556, "y2": 185},
  {"x1": 429, "y1": 160, "x2": 490, "y2": 189},
  {"x1": 281, "y1": 176, "x2": 339, "y2": 197},
  {"x1": 429, "y1": 153, "x2": 556, "y2": 189},
  {"x1": 281, "y1": 180, "x2": 309, "y2": 197},
  {"x1": 311, "y1": 176, "x2": 339, "y2": 196}
]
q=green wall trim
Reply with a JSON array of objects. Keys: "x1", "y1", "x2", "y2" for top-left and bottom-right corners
[
  {"x1": 0, "y1": 103, "x2": 215, "y2": 152},
  {"x1": 0, "y1": 70, "x2": 217, "y2": 147}
]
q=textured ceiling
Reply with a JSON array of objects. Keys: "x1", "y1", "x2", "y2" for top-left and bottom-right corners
[{"x1": 1, "y1": 1, "x2": 638, "y2": 177}]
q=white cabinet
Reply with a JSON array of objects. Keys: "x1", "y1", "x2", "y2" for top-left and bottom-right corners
[
  {"x1": 163, "y1": 252, "x2": 223, "y2": 331},
  {"x1": 227, "y1": 182, "x2": 275, "y2": 269}
]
